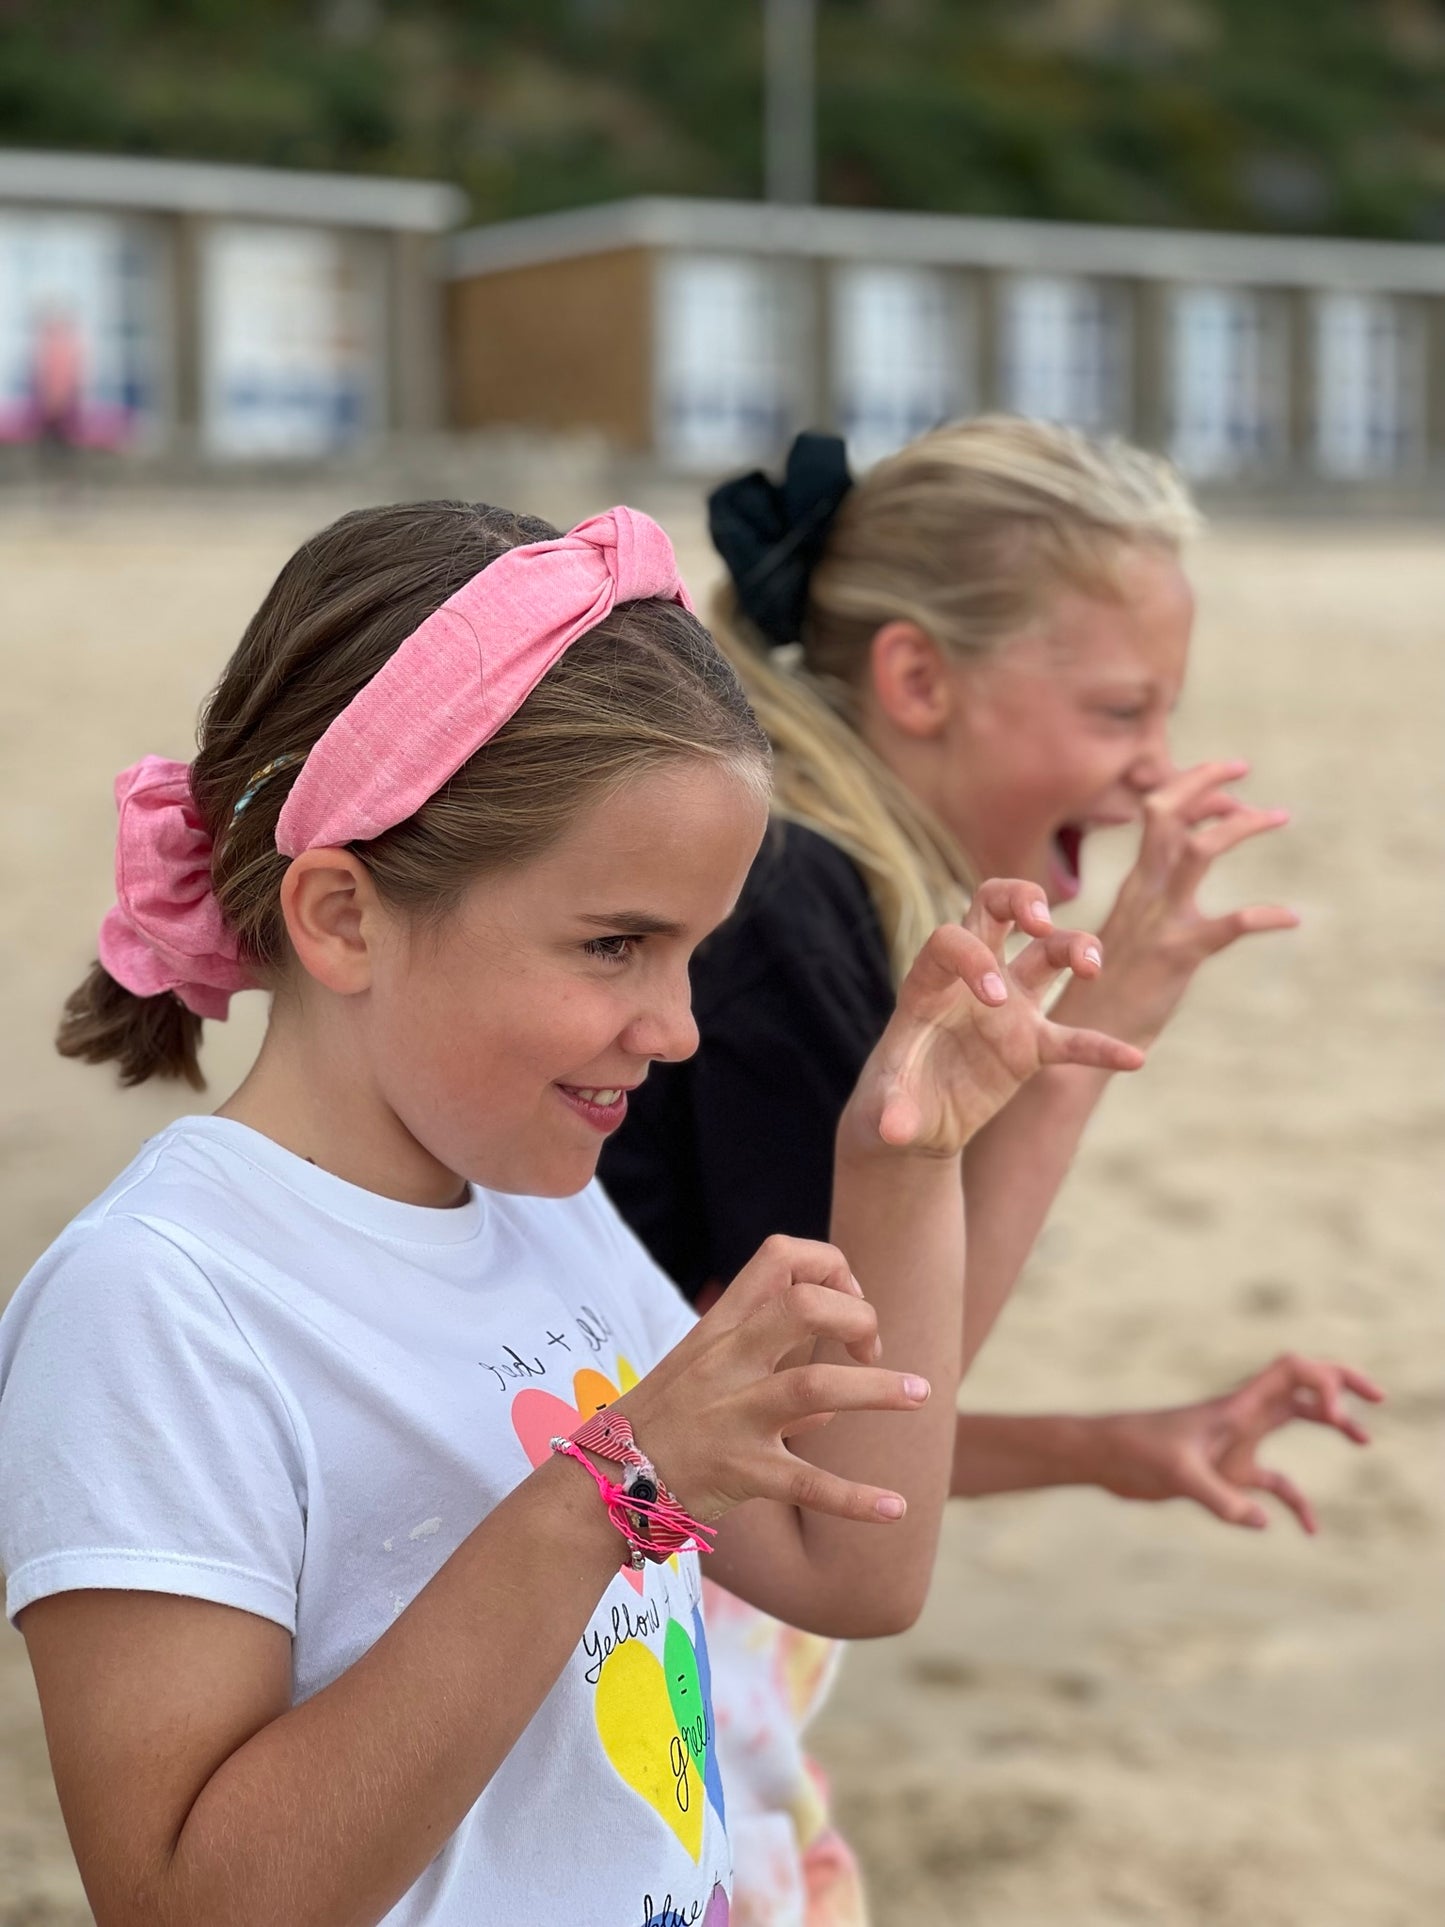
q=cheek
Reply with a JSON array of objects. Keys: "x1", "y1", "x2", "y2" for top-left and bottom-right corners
[
  {"x1": 1024, "y1": 714, "x2": 1130, "y2": 804},
  {"x1": 383, "y1": 964, "x2": 621, "y2": 1103}
]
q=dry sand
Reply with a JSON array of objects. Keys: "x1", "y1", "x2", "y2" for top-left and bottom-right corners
[{"x1": 0, "y1": 482, "x2": 1441, "y2": 1925}]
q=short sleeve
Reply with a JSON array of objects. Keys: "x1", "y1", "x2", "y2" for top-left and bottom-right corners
[
  {"x1": 601, "y1": 823, "x2": 896, "y2": 1296},
  {"x1": 0, "y1": 1214, "x2": 307, "y2": 1632}
]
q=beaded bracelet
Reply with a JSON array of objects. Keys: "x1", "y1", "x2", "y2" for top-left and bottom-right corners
[{"x1": 550, "y1": 1412, "x2": 714, "y2": 1570}]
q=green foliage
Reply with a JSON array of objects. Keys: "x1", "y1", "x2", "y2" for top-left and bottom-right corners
[{"x1": 0, "y1": 0, "x2": 1442, "y2": 238}]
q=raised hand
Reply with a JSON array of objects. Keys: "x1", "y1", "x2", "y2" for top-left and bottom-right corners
[
  {"x1": 1053, "y1": 759, "x2": 1298, "y2": 1050},
  {"x1": 1091, "y1": 1353, "x2": 1385, "y2": 1532},
  {"x1": 852, "y1": 878, "x2": 1145, "y2": 1156},
  {"x1": 608, "y1": 1236, "x2": 931, "y2": 1527}
]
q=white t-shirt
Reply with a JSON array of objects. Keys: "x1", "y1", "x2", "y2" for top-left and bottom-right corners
[{"x1": 0, "y1": 1117, "x2": 732, "y2": 1926}]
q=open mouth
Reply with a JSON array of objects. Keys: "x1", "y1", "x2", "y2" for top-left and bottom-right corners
[{"x1": 1049, "y1": 823, "x2": 1085, "y2": 901}]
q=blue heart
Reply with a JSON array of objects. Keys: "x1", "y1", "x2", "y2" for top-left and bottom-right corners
[{"x1": 691, "y1": 1603, "x2": 727, "y2": 1829}]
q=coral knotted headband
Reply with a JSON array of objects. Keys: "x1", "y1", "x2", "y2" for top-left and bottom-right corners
[{"x1": 97, "y1": 507, "x2": 694, "y2": 1019}]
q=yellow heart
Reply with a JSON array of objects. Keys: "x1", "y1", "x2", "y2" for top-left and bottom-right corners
[{"x1": 595, "y1": 1636, "x2": 703, "y2": 1861}]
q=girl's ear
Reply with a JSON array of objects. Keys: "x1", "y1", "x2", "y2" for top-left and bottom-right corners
[
  {"x1": 867, "y1": 620, "x2": 955, "y2": 740},
  {"x1": 279, "y1": 850, "x2": 384, "y2": 995}
]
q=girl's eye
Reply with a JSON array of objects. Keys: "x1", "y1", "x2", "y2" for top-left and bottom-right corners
[
  {"x1": 583, "y1": 934, "x2": 639, "y2": 963},
  {"x1": 1101, "y1": 705, "x2": 1147, "y2": 724}
]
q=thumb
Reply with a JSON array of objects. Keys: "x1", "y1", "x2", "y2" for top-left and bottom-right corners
[
  {"x1": 1183, "y1": 1463, "x2": 1269, "y2": 1530},
  {"x1": 878, "y1": 1084, "x2": 922, "y2": 1147}
]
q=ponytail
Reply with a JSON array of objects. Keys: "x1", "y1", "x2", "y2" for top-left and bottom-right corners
[
  {"x1": 57, "y1": 961, "x2": 205, "y2": 1089},
  {"x1": 706, "y1": 585, "x2": 968, "y2": 983}
]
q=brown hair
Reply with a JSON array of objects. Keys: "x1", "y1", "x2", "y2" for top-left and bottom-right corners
[
  {"x1": 714, "y1": 416, "x2": 1200, "y2": 978},
  {"x1": 59, "y1": 500, "x2": 769, "y2": 1088}
]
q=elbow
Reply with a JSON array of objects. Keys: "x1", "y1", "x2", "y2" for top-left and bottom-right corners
[
  {"x1": 854, "y1": 1578, "x2": 929, "y2": 1640},
  {"x1": 794, "y1": 1574, "x2": 930, "y2": 1642}
]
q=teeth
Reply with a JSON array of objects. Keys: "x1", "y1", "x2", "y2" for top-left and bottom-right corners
[{"x1": 572, "y1": 1088, "x2": 622, "y2": 1106}]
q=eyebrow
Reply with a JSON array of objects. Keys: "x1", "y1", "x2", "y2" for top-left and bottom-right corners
[{"x1": 575, "y1": 910, "x2": 687, "y2": 937}]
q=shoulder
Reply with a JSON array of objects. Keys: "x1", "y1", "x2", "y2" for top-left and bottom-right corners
[
  {"x1": 694, "y1": 819, "x2": 892, "y2": 1016},
  {"x1": 0, "y1": 1130, "x2": 298, "y2": 1412},
  {"x1": 739, "y1": 820, "x2": 880, "y2": 934},
  {"x1": 0, "y1": 1206, "x2": 274, "y2": 1420}
]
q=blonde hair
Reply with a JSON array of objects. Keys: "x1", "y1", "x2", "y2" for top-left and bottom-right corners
[{"x1": 712, "y1": 416, "x2": 1201, "y2": 979}]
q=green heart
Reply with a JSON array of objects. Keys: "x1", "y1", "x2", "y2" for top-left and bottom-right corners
[{"x1": 665, "y1": 1615, "x2": 708, "y2": 1792}]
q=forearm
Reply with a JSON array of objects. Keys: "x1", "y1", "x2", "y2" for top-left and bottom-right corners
[
  {"x1": 950, "y1": 1410, "x2": 1108, "y2": 1498},
  {"x1": 960, "y1": 1063, "x2": 1110, "y2": 1369},
  {"x1": 784, "y1": 1109, "x2": 966, "y2": 1631},
  {"x1": 155, "y1": 1458, "x2": 620, "y2": 1927}
]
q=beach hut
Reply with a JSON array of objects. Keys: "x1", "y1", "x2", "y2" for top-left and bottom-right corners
[
  {"x1": 448, "y1": 197, "x2": 1445, "y2": 490},
  {"x1": 0, "y1": 149, "x2": 464, "y2": 460}
]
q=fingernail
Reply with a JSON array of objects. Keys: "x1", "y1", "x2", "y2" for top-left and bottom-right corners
[
  {"x1": 1247, "y1": 1507, "x2": 1268, "y2": 1529},
  {"x1": 849, "y1": 1272, "x2": 864, "y2": 1296},
  {"x1": 1083, "y1": 946, "x2": 1101, "y2": 968},
  {"x1": 982, "y1": 972, "x2": 1007, "y2": 1001},
  {"x1": 876, "y1": 1494, "x2": 906, "y2": 1519},
  {"x1": 1031, "y1": 901, "x2": 1050, "y2": 923},
  {"x1": 872, "y1": 1334, "x2": 883, "y2": 1361},
  {"x1": 903, "y1": 1375, "x2": 930, "y2": 1402}
]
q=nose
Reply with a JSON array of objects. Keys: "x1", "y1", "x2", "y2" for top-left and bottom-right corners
[
  {"x1": 620, "y1": 969, "x2": 699, "y2": 1067},
  {"x1": 1126, "y1": 717, "x2": 1176, "y2": 797}
]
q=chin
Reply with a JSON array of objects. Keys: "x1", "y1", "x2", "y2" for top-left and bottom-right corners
[{"x1": 473, "y1": 1148, "x2": 602, "y2": 1200}]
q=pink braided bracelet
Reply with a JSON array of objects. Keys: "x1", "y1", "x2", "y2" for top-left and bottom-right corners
[{"x1": 550, "y1": 1415, "x2": 715, "y2": 1570}]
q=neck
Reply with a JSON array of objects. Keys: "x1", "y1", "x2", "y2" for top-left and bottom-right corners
[
  {"x1": 855, "y1": 692, "x2": 955, "y2": 834},
  {"x1": 217, "y1": 996, "x2": 469, "y2": 1209}
]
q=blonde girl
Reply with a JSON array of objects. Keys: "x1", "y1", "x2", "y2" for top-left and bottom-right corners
[{"x1": 601, "y1": 422, "x2": 1381, "y2": 1925}]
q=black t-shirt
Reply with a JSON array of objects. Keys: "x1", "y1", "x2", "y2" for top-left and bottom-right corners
[{"x1": 599, "y1": 821, "x2": 895, "y2": 1303}]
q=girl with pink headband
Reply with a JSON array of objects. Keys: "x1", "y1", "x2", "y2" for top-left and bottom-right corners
[{"x1": 0, "y1": 499, "x2": 1139, "y2": 1926}]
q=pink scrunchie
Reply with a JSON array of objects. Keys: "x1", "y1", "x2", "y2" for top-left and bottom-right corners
[
  {"x1": 98, "y1": 756, "x2": 256, "y2": 1020},
  {"x1": 97, "y1": 507, "x2": 692, "y2": 1020}
]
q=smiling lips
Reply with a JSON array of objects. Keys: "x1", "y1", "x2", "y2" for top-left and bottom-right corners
[{"x1": 556, "y1": 1084, "x2": 633, "y2": 1133}]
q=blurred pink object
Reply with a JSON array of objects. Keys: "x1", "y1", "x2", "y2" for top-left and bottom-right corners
[
  {"x1": 98, "y1": 757, "x2": 255, "y2": 1019},
  {"x1": 34, "y1": 312, "x2": 82, "y2": 425}
]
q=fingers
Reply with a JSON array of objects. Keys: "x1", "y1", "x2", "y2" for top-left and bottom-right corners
[
  {"x1": 1289, "y1": 1392, "x2": 1373, "y2": 1447},
  {"x1": 722, "y1": 1235, "x2": 862, "y2": 1320},
  {"x1": 740, "y1": 1275, "x2": 885, "y2": 1371},
  {"x1": 964, "y1": 877, "x2": 1054, "y2": 954},
  {"x1": 1009, "y1": 926, "x2": 1105, "y2": 995},
  {"x1": 1182, "y1": 1461, "x2": 1269, "y2": 1531},
  {"x1": 1274, "y1": 1354, "x2": 1380, "y2": 1443},
  {"x1": 903, "y1": 921, "x2": 1016, "y2": 1012},
  {"x1": 1248, "y1": 1465, "x2": 1317, "y2": 1535},
  {"x1": 1178, "y1": 789, "x2": 1249, "y2": 828},
  {"x1": 1193, "y1": 903, "x2": 1302, "y2": 958},
  {"x1": 1037, "y1": 1019, "x2": 1146, "y2": 1073},
  {"x1": 1168, "y1": 806, "x2": 1293, "y2": 905},
  {"x1": 752, "y1": 1454, "x2": 909, "y2": 1525},
  {"x1": 1145, "y1": 759, "x2": 1252, "y2": 824},
  {"x1": 764, "y1": 1362, "x2": 931, "y2": 1436},
  {"x1": 1336, "y1": 1365, "x2": 1387, "y2": 1405}
]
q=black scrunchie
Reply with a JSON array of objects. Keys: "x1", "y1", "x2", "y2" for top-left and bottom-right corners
[{"x1": 707, "y1": 431, "x2": 854, "y2": 649}]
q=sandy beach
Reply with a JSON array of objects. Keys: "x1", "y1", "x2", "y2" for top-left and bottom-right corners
[{"x1": 1, "y1": 481, "x2": 1440, "y2": 1925}]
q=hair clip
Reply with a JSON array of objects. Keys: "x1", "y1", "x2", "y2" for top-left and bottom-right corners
[{"x1": 232, "y1": 752, "x2": 304, "y2": 820}]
